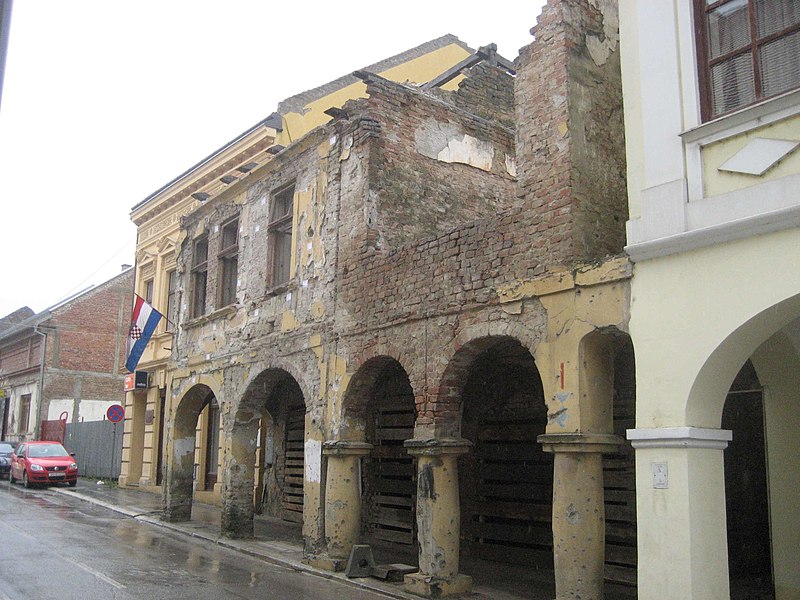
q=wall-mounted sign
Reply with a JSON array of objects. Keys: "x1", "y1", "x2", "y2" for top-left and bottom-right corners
[{"x1": 123, "y1": 371, "x2": 149, "y2": 392}]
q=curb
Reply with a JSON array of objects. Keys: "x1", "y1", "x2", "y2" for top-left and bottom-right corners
[{"x1": 54, "y1": 488, "x2": 418, "y2": 600}]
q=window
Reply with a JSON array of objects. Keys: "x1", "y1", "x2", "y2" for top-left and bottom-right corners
[
  {"x1": 166, "y1": 270, "x2": 179, "y2": 332},
  {"x1": 269, "y1": 184, "x2": 294, "y2": 287},
  {"x1": 191, "y1": 236, "x2": 209, "y2": 318},
  {"x1": 218, "y1": 219, "x2": 239, "y2": 307},
  {"x1": 696, "y1": 0, "x2": 800, "y2": 120},
  {"x1": 19, "y1": 394, "x2": 31, "y2": 432},
  {"x1": 144, "y1": 279, "x2": 154, "y2": 304}
]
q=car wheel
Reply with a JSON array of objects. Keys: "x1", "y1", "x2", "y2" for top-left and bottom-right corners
[
  {"x1": 23, "y1": 471, "x2": 32, "y2": 489},
  {"x1": 68, "y1": 480, "x2": 77, "y2": 487}
]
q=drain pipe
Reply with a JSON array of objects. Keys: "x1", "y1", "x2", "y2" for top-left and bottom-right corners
[{"x1": 32, "y1": 324, "x2": 53, "y2": 440}]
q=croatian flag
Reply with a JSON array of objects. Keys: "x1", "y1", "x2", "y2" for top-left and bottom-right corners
[{"x1": 125, "y1": 295, "x2": 163, "y2": 373}]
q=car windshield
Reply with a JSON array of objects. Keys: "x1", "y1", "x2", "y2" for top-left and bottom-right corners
[
  {"x1": 27, "y1": 444, "x2": 69, "y2": 458},
  {"x1": 0, "y1": 443, "x2": 13, "y2": 454}
]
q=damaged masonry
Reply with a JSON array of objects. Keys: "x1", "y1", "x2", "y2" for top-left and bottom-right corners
[{"x1": 123, "y1": 1, "x2": 636, "y2": 598}]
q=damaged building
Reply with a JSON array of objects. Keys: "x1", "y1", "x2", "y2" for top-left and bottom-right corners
[{"x1": 124, "y1": 1, "x2": 637, "y2": 598}]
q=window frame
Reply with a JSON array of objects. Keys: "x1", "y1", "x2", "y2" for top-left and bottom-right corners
[
  {"x1": 190, "y1": 235, "x2": 209, "y2": 319},
  {"x1": 19, "y1": 394, "x2": 31, "y2": 432},
  {"x1": 217, "y1": 218, "x2": 239, "y2": 307},
  {"x1": 695, "y1": 0, "x2": 800, "y2": 121},
  {"x1": 143, "y1": 278, "x2": 154, "y2": 305},
  {"x1": 268, "y1": 183, "x2": 295, "y2": 288},
  {"x1": 165, "y1": 269, "x2": 178, "y2": 332}
]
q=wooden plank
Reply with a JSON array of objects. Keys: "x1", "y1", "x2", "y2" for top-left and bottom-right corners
[
  {"x1": 372, "y1": 527, "x2": 413, "y2": 545},
  {"x1": 469, "y1": 500, "x2": 551, "y2": 522},
  {"x1": 606, "y1": 543, "x2": 637, "y2": 566},
  {"x1": 470, "y1": 540, "x2": 553, "y2": 568},
  {"x1": 374, "y1": 428, "x2": 412, "y2": 441},
  {"x1": 468, "y1": 521, "x2": 552, "y2": 546},
  {"x1": 372, "y1": 493, "x2": 414, "y2": 507},
  {"x1": 478, "y1": 426, "x2": 541, "y2": 442},
  {"x1": 478, "y1": 443, "x2": 554, "y2": 462},
  {"x1": 604, "y1": 563, "x2": 637, "y2": 586},
  {"x1": 373, "y1": 461, "x2": 414, "y2": 477},
  {"x1": 476, "y1": 462, "x2": 552, "y2": 484},
  {"x1": 374, "y1": 478, "x2": 415, "y2": 495},
  {"x1": 476, "y1": 482, "x2": 552, "y2": 502}
]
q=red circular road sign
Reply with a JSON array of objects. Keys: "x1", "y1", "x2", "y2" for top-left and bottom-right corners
[{"x1": 106, "y1": 404, "x2": 125, "y2": 423}]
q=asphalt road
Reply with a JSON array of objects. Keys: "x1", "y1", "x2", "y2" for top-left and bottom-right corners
[{"x1": 0, "y1": 481, "x2": 389, "y2": 600}]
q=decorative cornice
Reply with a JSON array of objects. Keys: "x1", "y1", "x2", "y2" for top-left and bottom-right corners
[{"x1": 626, "y1": 427, "x2": 732, "y2": 450}]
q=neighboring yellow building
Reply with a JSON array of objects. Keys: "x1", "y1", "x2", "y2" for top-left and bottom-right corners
[
  {"x1": 119, "y1": 35, "x2": 476, "y2": 496},
  {"x1": 620, "y1": 2, "x2": 800, "y2": 599}
]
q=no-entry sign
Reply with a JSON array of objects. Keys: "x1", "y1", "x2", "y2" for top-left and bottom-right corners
[{"x1": 106, "y1": 404, "x2": 125, "y2": 423}]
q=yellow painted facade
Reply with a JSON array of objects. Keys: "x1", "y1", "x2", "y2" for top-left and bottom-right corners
[
  {"x1": 120, "y1": 36, "x2": 479, "y2": 496},
  {"x1": 702, "y1": 114, "x2": 800, "y2": 198}
]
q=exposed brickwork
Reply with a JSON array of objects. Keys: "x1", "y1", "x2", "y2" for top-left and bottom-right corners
[
  {"x1": 0, "y1": 269, "x2": 133, "y2": 438},
  {"x1": 166, "y1": 0, "x2": 630, "y2": 557}
]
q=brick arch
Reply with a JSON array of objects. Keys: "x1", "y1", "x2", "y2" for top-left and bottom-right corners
[{"x1": 431, "y1": 334, "x2": 543, "y2": 437}]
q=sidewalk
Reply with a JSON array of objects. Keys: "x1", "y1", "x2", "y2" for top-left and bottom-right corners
[{"x1": 55, "y1": 480, "x2": 537, "y2": 600}]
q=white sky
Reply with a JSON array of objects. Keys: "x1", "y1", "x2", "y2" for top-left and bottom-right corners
[{"x1": 0, "y1": 1, "x2": 545, "y2": 317}]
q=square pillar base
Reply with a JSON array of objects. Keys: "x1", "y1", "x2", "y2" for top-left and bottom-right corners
[
  {"x1": 304, "y1": 555, "x2": 348, "y2": 572},
  {"x1": 404, "y1": 572, "x2": 472, "y2": 598}
]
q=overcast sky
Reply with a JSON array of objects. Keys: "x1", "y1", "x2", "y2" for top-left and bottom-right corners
[{"x1": 0, "y1": 1, "x2": 545, "y2": 317}]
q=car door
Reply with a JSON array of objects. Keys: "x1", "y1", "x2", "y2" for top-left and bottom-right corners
[{"x1": 11, "y1": 443, "x2": 25, "y2": 478}]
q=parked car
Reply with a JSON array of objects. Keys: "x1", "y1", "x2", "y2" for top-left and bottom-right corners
[
  {"x1": 0, "y1": 442, "x2": 14, "y2": 479},
  {"x1": 10, "y1": 441, "x2": 78, "y2": 488}
]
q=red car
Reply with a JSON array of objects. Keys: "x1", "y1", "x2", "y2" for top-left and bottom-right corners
[{"x1": 10, "y1": 441, "x2": 78, "y2": 488}]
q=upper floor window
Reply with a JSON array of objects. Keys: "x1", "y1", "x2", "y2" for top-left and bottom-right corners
[
  {"x1": 218, "y1": 219, "x2": 239, "y2": 307},
  {"x1": 269, "y1": 184, "x2": 294, "y2": 287},
  {"x1": 166, "y1": 270, "x2": 179, "y2": 332},
  {"x1": 697, "y1": 0, "x2": 800, "y2": 120},
  {"x1": 191, "y1": 236, "x2": 209, "y2": 318},
  {"x1": 144, "y1": 279, "x2": 154, "y2": 304}
]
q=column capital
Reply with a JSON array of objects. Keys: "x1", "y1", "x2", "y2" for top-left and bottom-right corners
[
  {"x1": 322, "y1": 440, "x2": 373, "y2": 456},
  {"x1": 626, "y1": 427, "x2": 732, "y2": 450},
  {"x1": 404, "y1": 437, "x2": 472, "y2": 457},
  {"x1": 538, "y1": 432, "x2": 623, "y2": 453}
]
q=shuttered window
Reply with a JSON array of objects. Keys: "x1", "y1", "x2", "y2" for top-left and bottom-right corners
[{"x1": 697, "y1": 0, "x2": 800, "y2": 119}]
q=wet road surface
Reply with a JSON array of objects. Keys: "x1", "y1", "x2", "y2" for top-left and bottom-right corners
[{"x1": 0, "y1": 481, "x2": 390, "y2": 600}]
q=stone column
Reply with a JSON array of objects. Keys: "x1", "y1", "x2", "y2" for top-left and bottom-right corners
[
  {"x1": 404, "y1": 438, "x2": 472, "y2": 598},
  {"x1": 538, "y1": 433, "x2": 622, "y2": 600},
  {"x1": 320, "y1": 440, "x2": 372, "y2": 571}
]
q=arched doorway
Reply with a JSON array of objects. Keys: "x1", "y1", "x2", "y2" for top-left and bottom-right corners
[
  {"x1": 223, "y1": 368, "x2": 306, "y2": 538},
  {"x1": 723, "y1": 360, "x2": 773, "y2": 599},
  {"x1": 443, "y1": 336, "x2": 554, "y2": 593},
  {"x1": 340, "y1": 357, "x2": 417, "y2": 564},
  {"x1": 163, "y1": 384, "x2": 218, "y2": 522}
]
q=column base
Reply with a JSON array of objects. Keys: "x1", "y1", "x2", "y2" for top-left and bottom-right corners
[
  {"x1": 404, "y1": 572, "x2": 472, "y2": 598},
  {"x1": 304, "y1": 555, "x2": 348, "y2": 572}
]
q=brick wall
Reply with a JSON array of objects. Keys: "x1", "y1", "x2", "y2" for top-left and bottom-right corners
[{"x1": 338, "y1": 0, "x2": 625, "y2": 330}]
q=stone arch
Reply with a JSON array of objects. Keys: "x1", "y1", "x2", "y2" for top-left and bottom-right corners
[
  {"x1": 222, "y1": 365, "x2": 309, "y2": 539},
  {"x1": 163, "y1": 381, "x2": 219, "y2": 522},
  {"x1": 687, "y1": 292, "x2": 800, "y2": 427},
  {"x1": 340, "y1": 355, "x2": 418, "y2": 562},
  {"x1": 579, "y1": 327, "x2": 639, "y2": 595},
  {"x1": 435, "y1": 335, "x2": 554, "y2": 586}
]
